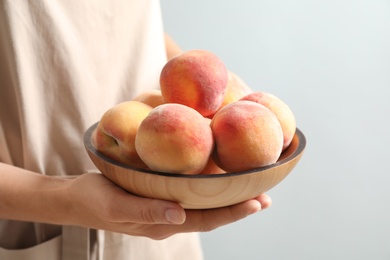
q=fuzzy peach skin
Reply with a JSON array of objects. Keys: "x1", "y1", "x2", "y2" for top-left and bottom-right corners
[
  {"x1": 135, "y1": 103, "x2": 214, "y2": 174},
  {"x1": 219, "y1": 71, "x2": 253, "y2": 109},
  {"x1": 159, "y1": 50, "x2": 228, "y2": 117},
  {"x1": 211, "y1": 100, "x2": 283, "y2": 172},
  {"x1": 199, "y1": 117, "x2": 226, "y2": 174},
  {"x1": 132, "y1": 89, "x2": 164, "y2": 108},
  {"x1": 240, "y1": 92, "x2": 296, "y2": 151},
  {"x1": 199, "y1": 157, "x2": 226, "y2": 174},
  {"x1": 92, "y1": 101, "x2": 152, "y2": 169}
]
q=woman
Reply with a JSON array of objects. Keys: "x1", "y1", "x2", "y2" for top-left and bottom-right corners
[{"x1": 0, "y1": 0, "x2": 271, "y2": 259}]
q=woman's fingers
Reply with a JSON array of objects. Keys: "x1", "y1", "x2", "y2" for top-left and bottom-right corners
[
  {"x1": 253, "y1": 193, "x2": 272, "y2": 210},
  {"x1": 139, "y1": 196, "x2": 269, "y2": 240}
]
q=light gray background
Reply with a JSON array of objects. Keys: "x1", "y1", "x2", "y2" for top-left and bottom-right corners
[{"x1": 161, "y1": 1, "x2": 390, "y2": 260}]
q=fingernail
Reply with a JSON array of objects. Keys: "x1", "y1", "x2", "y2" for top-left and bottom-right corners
[{"x1": 165, "y1": 209, "x2": 185, "y2": 224}]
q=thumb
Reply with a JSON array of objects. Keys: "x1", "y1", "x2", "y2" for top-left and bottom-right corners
[
  {"x1": 74, "y1": 173, "x2": 187, "y2": 225},
  {"x1": 116, "y1": 195, "x2": 187, "y2": 225}
]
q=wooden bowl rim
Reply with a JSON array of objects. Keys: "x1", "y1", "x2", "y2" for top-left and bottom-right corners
[{"x1": 84, "y1": 122, "x2": 306, "y2": 179}]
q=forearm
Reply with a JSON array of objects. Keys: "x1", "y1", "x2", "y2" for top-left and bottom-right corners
[
  {"x1": 164, "y1": 33, "x2": 183, "y2": 60},
  {"x1": 0, "y1": 163, "x2": 271, "y2": 239},
  {"x1": 0, "y1": 162, "x2": 72, "y2": 225}
]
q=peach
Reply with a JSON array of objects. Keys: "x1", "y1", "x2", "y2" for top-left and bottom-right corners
[
  {"x1": 135, "y1": 103, "x2": 214, "y2": 174},
  {"x1": 92, "y1": 101, "x2": 152, "y2": 169},
  {"x1": 210, "y1": 100, "x2": 283, "y2": 172},
  {"x1": 219, "y1": 71, "x2": 253, "y2": 109},
  {"x1": 199, "y1": 157, "x2": 226, "y2": 174},
  {"x1": 159, "y1": 49, "x2": 228, "y2": 117},
  {"x1": 240, "y1": 92, "x2": 296, "y2": 150},
  {"x1": 132, "y1": 89, "x2": 164, "y2": 108},
  {"x1": 199, "y1": 118, "x2": 226, "y2": 174}
]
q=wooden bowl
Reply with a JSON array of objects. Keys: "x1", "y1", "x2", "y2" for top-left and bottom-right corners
[{"x1": 84, "y1": 122, "x2": 306, "y2": 209}]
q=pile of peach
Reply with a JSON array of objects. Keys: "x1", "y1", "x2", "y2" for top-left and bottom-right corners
[{"x1": 92, "y1": 50, "x2": 296, "y2": 174}]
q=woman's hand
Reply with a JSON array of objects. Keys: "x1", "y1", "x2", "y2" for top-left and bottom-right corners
[{"x1": 66, "y1": 173, "x2": 272, "y2": 240}]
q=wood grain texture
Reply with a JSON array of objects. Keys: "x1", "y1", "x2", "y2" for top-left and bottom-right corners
[{"x1": 84, "y1": 122, "x2": 306, "y2": 209}]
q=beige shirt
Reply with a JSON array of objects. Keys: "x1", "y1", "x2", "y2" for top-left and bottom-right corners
[{"x1": 0, "y1": 0, "x2": 203, "y2": 259}]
